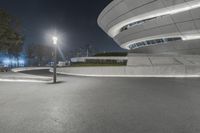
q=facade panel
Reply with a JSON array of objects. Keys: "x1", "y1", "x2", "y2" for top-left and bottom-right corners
[{"x1": 98, "y1": 0, "x2": 200, "y2": 54}]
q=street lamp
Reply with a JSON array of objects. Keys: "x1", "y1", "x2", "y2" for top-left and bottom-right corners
[
  {"x1": 52, "y1": 36, "x2": 58, "y2": 45},
  {"x1": 52, "y1": 36, "x2": 58, "y2": 83}
]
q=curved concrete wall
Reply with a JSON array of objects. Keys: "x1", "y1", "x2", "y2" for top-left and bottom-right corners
[
  {"x1": 98, "y1": 0, "x2": 200, "y2": 54},
  {"x1": 56, "y1": 55, "x2": 200, "y2": 77},
  {"x1": 56, "y1": 65, "x2": 200, "y2": 77}
]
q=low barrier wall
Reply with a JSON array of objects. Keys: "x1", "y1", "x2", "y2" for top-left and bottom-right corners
[{"x1": 56, "y1": 65, "x2": 200, "y2": 77}]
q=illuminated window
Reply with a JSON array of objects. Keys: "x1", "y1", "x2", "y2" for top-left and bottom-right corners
[
  {"x1": 128, "y1": 37, "x2": 182, "y2": 49},
  {"x1": 120, "y1": 17, "x2": 157, "y2": 32}
]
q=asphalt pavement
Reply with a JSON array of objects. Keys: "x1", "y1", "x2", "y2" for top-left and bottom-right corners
[{"x1": 0, "y1": 70, "x2": 200, "y2": 133}]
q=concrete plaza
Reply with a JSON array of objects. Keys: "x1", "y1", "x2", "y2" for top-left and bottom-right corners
[{"x1": 0, "y1": 71, "x2": 200, "y2": 133}]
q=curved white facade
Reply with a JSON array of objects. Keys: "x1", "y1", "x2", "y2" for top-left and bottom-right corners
[{"x1": 98, "y1": 0, "x2": 200, "y2": 54}]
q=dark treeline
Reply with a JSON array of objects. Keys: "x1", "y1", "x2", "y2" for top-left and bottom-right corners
[{"x1": 0, "y1": 9, "x2": 23, "y2": 57}]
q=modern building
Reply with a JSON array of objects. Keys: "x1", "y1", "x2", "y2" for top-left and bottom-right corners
[
  {"x1": 98, "y1": 0, "x2": 200, "y2": 54},
  {"x1": 96, "y1": 0, "x2": 200, "y2": 76}
]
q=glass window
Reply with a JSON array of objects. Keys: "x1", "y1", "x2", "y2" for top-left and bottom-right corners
[
  {"x1": 120, "y1": 17, "x2": 157, "y2": 32},
  {"x1": 129, "y1": 37, "x2": 182, "y2": 50}
]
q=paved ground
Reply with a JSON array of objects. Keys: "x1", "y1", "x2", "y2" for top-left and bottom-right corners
[{"x1": 0, "y1": 70, "x2": 200, "y2": 133}]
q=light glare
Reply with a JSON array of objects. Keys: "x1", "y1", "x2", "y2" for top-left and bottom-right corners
[{"x1": 52, "y1": 36, "x2": 58, "y2": 45}]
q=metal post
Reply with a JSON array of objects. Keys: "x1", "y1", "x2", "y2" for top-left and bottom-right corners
[{"x1": 53, "y1": 44, "x2": 57, "y2": 83}]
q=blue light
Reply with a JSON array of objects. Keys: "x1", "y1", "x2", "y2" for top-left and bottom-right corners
[
  {"x1": 19, "y1": 60, "x2": 25, "y2": 64},
  {"x1": 2, "y1": 58, "x2": 25, "y2": 67},
  {"x1": 18, "y1": 59, "x2": 25, "y2": 67},
  {"x1": 3, "y1": 58, "x2": 10, "y2": 65},
  {"x1": 11, "y1": 59, "x2": 17, "y2": 64}
]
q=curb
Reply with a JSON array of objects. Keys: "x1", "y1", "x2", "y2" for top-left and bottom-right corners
[
  {"x1": 12, "y1": 67, "x2": 51, "y2": 72},
  {"x1": 51, "y1": 70, "x2": 200, "y2": 78}
]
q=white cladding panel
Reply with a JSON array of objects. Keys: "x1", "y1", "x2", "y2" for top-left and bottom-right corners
[{"x1": 98, "y1": 0, "x2": 200, "y2": 54}]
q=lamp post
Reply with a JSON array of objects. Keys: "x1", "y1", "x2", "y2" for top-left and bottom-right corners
[{"x1": 52, "y1": 36, "x2": 58, "y2": 83}]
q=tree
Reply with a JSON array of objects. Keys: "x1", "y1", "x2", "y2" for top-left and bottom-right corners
[
  {"x1": 0, "y1": 9, "x2": 23, "y2": 53},
  {"x1": 26, "y1": 44, "x2": 53, "y2": 66}
]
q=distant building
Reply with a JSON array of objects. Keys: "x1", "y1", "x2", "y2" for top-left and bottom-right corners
[{"x1": 71, "y1": 56, "x2": 127, "y2": 64}]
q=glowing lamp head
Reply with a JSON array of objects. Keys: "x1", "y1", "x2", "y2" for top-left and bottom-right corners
[{"x1": 52, "y1": 36, "x2": 58, "y2": 45}]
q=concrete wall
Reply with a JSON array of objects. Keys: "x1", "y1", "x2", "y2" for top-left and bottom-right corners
[
  {"x1": 56, "y1": 54, "x2": 200, "y2": 77},
  {"x1": 56, "y1": 65, "x2": 200, "y2": 77},
  {"x1": 127, "y1": 54, "x2": 200, "y2": 66}
]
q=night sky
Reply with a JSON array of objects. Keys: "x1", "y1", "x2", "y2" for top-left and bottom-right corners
[{"x1": 0, "y1": 0, "x2": 124, "y2": 53}]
